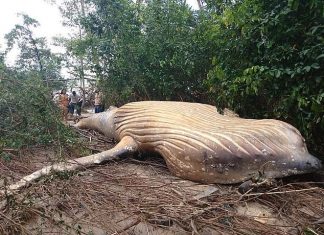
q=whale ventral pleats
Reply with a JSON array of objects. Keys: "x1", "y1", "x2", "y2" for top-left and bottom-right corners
[{"x1": 112, "y1": 101, "x2": 321, "y2": 184}]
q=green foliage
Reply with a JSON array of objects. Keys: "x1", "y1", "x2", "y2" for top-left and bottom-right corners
[
  {"x1": 205, "y1": 0, "x2": 324, "y2": 154},
  {"x1": 0, "y1": 70, "x2": 75, "y2": 152},
  {"x1": 137, "y1": 0, "x2": 213, "y2": 101},
  {"x1": 60, "y1": 0, "x2": 323, "y2": 155},
  {"x1": 81, "y1": 0, "x2": 143, "y2": 104},
  {"x1": 65, "y1": 0, "x2": 213, "y2": 104},
  {"x1": 0, "y1": 13, "x2": 75, "y2": 156},
  {"x1": 5, "y1": 14, "x2": 63, "y2": 88}
]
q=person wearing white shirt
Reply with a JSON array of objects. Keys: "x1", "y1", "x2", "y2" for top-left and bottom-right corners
[{"x1": 69, "y1": 91, "x2": 81, "y2": 115}]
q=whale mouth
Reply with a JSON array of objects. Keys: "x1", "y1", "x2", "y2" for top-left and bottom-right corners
[
  {"x1": 304, "y1": 154, "x2": 322, "y2": 171},
  {"x1": 286, "y1": 153, "x2": 322, "y2": 174},
  {"x1": 262, "y1": 153, "x2": 322, "y2": 179},
  {"x1": 306, "y1": 159, "x2": 322, "y2": 169}
]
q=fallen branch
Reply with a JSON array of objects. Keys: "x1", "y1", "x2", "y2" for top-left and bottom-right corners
[{"x1": 241, "y1": 187, "x2": 320, "y2": 197}]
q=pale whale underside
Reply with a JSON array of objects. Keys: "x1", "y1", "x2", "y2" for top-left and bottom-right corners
[{"x1": 113, "y1": 101, "x2": 321, "y2": 184}]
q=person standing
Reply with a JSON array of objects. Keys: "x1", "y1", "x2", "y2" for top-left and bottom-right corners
[
  {"x1": 94, "y1": 90, "x2": 104, "y2": 113},
  {"x1": 58, "y1": 89, "x2": 69, "y2": 121},
  {"x1": 69, "y1": 91, "x2": 81, "y2": 116},
  {"x1": 76, "y1": 97, "x2": 83, "y2": 116}
]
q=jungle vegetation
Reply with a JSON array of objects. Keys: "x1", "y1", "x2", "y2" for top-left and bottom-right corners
[{"x1": 0, "y1": 0, "x2": 323, "y2": 157}]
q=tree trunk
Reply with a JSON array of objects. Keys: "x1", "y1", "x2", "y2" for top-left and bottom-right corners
[
  {"x1": 28, "y1": 29, "x2": 47, "y2": 87},
  {"x1": 79, "y1": 0, "x2": 86, "y2": 89}
]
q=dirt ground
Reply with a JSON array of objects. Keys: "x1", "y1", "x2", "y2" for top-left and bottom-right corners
[{"x1": 0, "y1": 126, "x2": 323, "y2": 235}]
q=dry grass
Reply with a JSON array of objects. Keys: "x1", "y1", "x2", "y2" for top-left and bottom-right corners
[{"x1": 0, "y1": 129, "x2": 323, "y2": 235}]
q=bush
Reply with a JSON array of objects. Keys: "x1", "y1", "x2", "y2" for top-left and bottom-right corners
[
  {"x1": 0, "y1": 73, "x2": 75, "y2": 152},
  {"x1": 205, "y1": 0, "x2": 324, "y2": 156}
]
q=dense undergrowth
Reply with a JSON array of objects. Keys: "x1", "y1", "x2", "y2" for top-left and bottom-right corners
[{"x1": 0, "y1": 72, "x2": 75, "y2": 157}]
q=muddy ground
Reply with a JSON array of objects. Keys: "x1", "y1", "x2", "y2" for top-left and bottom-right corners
[{"x1": 0, "y1": 126, "x2": 323, "y2": 235}]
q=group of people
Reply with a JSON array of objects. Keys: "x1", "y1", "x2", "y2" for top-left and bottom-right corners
[
  {"x1": 58, "y1": 88, "x2": 104, "y2": 121},
  {"x1": 58, "y1": 89, "x2": 82, "y2": 121}
]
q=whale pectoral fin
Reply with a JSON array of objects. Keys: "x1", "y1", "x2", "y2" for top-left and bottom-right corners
[
  {"x1": 70, "y1": 136, "x2": 138, "y2": 165},
  {"x1": 1, "y1": 136, "x2": 138, "y2": 195},
  {"x1": 89, "y1": 136, "x2": 138, "y2": 164}
]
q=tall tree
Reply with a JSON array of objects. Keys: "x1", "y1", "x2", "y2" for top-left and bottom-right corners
[
  {"x1": 5, "y1": 14, "x2": 62, "y2": 86},
  {"x1": 58, "y1": 0, "x2": 93, "y2": 88},
  {"x1": 60, "y1": 0, "x2": 213, "y2": 103}
]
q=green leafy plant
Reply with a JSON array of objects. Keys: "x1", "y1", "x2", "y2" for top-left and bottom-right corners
[
  {"x1": 0, "y1": 72, "x2": 75, "y2": 153},
  {"x1": 205, "y1": 0, "x2": 324, "y2": 156}
]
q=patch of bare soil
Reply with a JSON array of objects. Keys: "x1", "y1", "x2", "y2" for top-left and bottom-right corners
[{"x1": 0, "y1": 129, "x2": 323, "y2": 235}]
